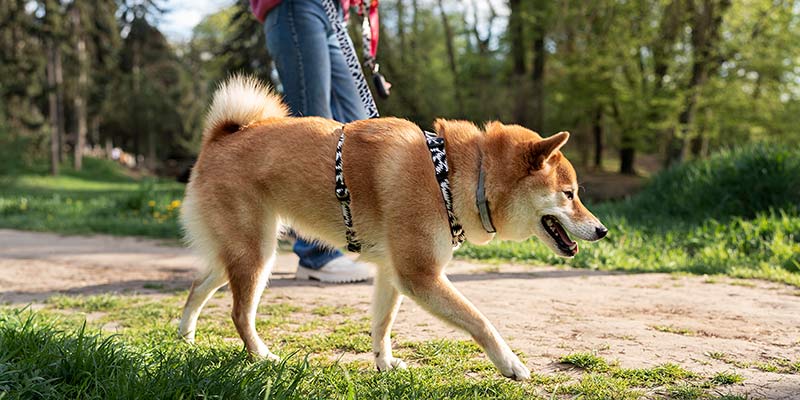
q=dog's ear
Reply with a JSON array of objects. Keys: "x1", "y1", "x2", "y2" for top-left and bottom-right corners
[{"x1": 525, "y1": 131, "x2": 570, "y2": 172}]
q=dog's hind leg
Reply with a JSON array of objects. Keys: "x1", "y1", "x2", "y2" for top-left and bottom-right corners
[
  {"x1": 225, "y1": 217, "x2": 280, "y2": 361},
  {"x1": 371, "y1": 265, "x2": 406, "y2": 371},
  {"x1": 398, "y1": 271, "x2": 530, "y2": 381},
  {"x1": 179, "y1": 264, "x2": 228, "y2": 342}
]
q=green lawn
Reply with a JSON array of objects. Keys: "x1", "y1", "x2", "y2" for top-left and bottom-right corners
[
  {"x1": 0, "y1": 294, "x2": 752, "y2": 400},
  {"x1": 0, "y1": 158, "x2": 184, "y2": 239}
]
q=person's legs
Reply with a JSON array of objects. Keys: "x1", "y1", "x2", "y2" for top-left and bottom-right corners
[
  {"x1": 292, "y1": 238, "x2": 340, "y2": 269},
  {"x1": 264, "y1": 0, "x2": 370, "y2": 282},
  {"x1": 327, "y1": 30, "x2": 369, "y2": 122},
  {"x1": 265, "y1": 0, "x2": 334, "y2": 119}
]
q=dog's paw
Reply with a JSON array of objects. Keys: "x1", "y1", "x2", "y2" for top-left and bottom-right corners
[
  {"x1": 500, "y1": 357, "x2": 530, "y2": 381},
  {"x1": 248, "y1": 344, "x2": 281, "y2": 363},
  {"x1": 264, "y1": 352, "x2": 281, "y2": 363},
  {"x1": 251, "y1": 350, "x2": 281, "y2": 363},
  {"x1": 376, "y1": 356, "x2": 407, "y2": 372},
  {"x1": 178, "y1": 330, "x2": 195, "y2": 344}
]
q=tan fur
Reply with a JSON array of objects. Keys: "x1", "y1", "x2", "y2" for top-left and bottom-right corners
[{"x1": 179, "y1": 76, "x2": 606, "y2": 380}]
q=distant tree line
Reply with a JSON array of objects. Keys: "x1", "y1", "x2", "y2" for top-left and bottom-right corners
[{"x1": 1, "y1": 0, "x2": 798, "y2": 176}]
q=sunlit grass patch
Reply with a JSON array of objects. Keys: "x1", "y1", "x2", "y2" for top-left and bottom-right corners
[
  {"x1": 667, "y1": 382, "x2": 707, "y2": 399},
  {"x1": 0, "y1": 158, "x2": 185, "y2": 239},
  {"x1": 559, "y1": 352, "x2": 610, "y2": 372},
  {"x1": 710, "y1": 371, "x2": 744, "y2": 385},
  {"x1": 47, "y1": 293, "x2": 128, "y2": 312},
  {"x1": 611, "y1": 363, "x2": 695, "y2": 387},
  {"x1": 0, "y1": 303, "x2": 755, "y2": 400},
  {"x1": 705, "y1": 351, "x2": 800, "y2": 375},
  {"x1": 556, "y1": 352, "x2": 727, "y2": 399},
  {"x1": 558, "y1": 373, "x2": 643, "y2": 400},
  {"x1": 652, "y1": 325, "x2": 696, "y2": 336}
]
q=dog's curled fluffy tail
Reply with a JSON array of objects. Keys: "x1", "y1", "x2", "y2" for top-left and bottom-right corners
[{"x1": 203, "y1": 75, "x2": 289, "y2": 142}]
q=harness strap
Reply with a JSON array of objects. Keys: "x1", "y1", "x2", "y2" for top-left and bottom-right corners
[
  {"x1": 334, "y1": 128, "x2": 362, "y2": 252},
  {"x1": 423, "y1": 130, "x2": 466, "y2": 248},
  {"x1": 333, "y1": 127, "x2": 466, "y2": 252}
]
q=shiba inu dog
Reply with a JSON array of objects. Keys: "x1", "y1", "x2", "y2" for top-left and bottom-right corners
[{"x1": 178, "y1": 76, "x2": 607, "y2": 380}]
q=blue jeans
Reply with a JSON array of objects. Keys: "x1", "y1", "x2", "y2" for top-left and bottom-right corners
[{"x1": 265, "y1": 0, "x2": 368, "y2": 269}]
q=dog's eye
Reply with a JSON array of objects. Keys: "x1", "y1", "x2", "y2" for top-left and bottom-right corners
[{"x1": 563, "y1": 191, "x2": 574, "y2": 200}]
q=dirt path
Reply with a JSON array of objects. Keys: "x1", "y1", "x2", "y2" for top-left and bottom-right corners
[{"x1": 2, "y1": 229, "x2": 799, "y2": 398}]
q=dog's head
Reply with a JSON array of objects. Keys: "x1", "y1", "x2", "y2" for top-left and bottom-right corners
[{"x1": 481, "y1": 122, "x2": 608, "y2": 257}]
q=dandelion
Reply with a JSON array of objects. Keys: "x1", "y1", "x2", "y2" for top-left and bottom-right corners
[
  {"x1": 148, "y1": 200, "x2": 156, "y2": 207},
  {"x1": 171, "y1": 199, "x2": 181, "y2": 208}
]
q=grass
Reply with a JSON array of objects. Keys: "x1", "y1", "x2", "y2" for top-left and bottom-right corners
[
  {"x1": 651, "y1": 325, "x2": 696, "y2": 336},
  {"x1": 706, "y1": 351, "x2": 800, "y2": 374},
  {"x1": 710, "y1": 371, "x2": 744, "y2": 385},
  {"x1": 0, "y1": 157, "x2": 184, "y2": 238},
  {"x1": 0, "y1": 294, "x2": 747, "y2": 400},
  {"x1": 559, "y1": 352, "x2": 610, "y2": 372}
]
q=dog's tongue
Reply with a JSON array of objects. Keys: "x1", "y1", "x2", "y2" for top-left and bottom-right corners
[{"x1": 553, "y1": 222, "x2": 576, "y2": 247}]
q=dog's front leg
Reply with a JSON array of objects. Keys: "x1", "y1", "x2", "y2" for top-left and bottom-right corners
[
  {"x1": 399, "y1": 272, "x2": 530, "y2": 381},
  {"x1": 371, "y1": 266, "x2": 407, "y2": 371}
]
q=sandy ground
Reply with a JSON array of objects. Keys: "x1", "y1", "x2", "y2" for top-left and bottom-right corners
[{"x1": 1, "y1": 229, "x2": 799, "y2": 399}]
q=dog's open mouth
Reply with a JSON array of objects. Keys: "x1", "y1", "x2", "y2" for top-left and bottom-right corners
[{"x1": 541, "y1": 215, "x2": 578, "y2": 256}]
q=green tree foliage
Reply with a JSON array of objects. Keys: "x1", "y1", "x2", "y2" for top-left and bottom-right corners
[{"x1": 0, "y1": 0, "x2": 798, "y2": 175}]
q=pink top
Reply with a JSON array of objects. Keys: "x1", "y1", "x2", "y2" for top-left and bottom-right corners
[
  {"x1": 249, "y1": 0, "x2": 281, "y2": 23},
  {"x1": 250, "y1": 0, "x2": 380, "y2": 57}
]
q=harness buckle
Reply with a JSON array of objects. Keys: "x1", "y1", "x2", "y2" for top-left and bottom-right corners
[{"x1": 335, "y1": 187, "x2": 350, "y2": 201}]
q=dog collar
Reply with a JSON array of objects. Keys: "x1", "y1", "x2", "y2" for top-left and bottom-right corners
[{"x1": 475, "y1": 155, "x2": 496, "y2": 234}]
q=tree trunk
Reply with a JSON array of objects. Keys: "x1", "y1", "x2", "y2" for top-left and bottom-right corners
[
  {"x1": 397, "y1": 0, "x2": 406, "y2": 64},
  {"x1": 509, "y1": 0, "x2": 527, "y2": 126},
  {"x1": 592, "y1": 108, "x2": 604, "y2": 169},
  {"x1": 105, "y1": 137, "x2": 113, "y2": 159},
  {"x1": 46, "y1": 41, "x2": 60, "y2": 176},
  {"x1": 620, "y1": 147, "x2": 636, "y2": 175},
  {"x1": 72, "y1": 7, "x2": 89, "y2": 171},
  {"x1": 54, "y1": 44, "x2": 66, "y2": 163},
  {"x1": 132, "y1": 36, "x2": 142, "y2": 161},
  {"x1": 437, "y1": 0, "x2": 464, "y2": 115},
  {"x1": 530, "y1": 25, "x2": 546, "y2": 133},
  {"x1": 665, "y1": 0, "x2": 730, "y2": 167},
  {"x1": 91, "y1": 115, "x2": 101, "y2": 147}
]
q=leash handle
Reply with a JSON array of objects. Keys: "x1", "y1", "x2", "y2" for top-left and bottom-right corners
[{"x1": 321, "y1": 0, "x2": 380, "y2": 119}]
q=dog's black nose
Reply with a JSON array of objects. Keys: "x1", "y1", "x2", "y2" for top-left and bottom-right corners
[{"x1": 595, "y1": 226, "x2": 608, "y2": 239}]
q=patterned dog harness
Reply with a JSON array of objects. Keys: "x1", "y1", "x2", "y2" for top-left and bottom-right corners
[
  {"x1": 422, "y1": 130, "x2": 466, "y2": 248},
  {"x1": 334, "y1": 127, "x2": 466, "y2": 253}
]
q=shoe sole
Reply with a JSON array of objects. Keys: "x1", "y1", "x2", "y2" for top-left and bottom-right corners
[{"x1": 295, "y1": 267, "x2": 371, "y2": 284}]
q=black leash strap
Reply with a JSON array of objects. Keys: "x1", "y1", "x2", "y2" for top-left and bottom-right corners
[
  {"x1": 423, "y1": 130, "x2": 466, "y2": 248},
  {"x1": 334, "y1": 128, "x2": 362, "y2": 252},
  {"x1": 321, "y1": 0, "x2": 379, "y2": 118}
]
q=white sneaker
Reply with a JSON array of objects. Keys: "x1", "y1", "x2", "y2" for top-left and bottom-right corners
[{"x1": 295, "y1": 257, "x2": 372, "y2": 283}]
